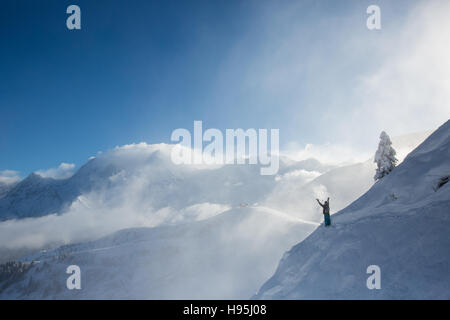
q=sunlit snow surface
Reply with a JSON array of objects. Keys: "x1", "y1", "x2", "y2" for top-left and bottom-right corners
[{"x1": 255, "y1": 120, "x2": 450, "y2": 299}]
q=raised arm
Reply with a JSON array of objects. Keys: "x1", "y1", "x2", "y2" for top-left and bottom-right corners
[{"x1": 316, "y1": 199, "x2": 324, "y2": 207}]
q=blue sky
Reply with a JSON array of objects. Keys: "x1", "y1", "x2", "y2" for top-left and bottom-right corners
[{"x1": 1, "y1": 0, "x2": 448, "y2": 177}]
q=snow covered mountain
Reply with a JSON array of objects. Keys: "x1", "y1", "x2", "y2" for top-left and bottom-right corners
[
  {"x1": 0, "y1": 130, "x2": 431, "y2": 267},
  {"x1": 0, "y1": 206, "x2": 317, "y2": 299},
  {"x1": 0, "y1": 130, "x2": 430, "y2": 223},
  {"x1": 0, "y1": 158, "x2": 119, "y2": 221},
  {"x1": 0, "y1": 182, "x2": 16, "y2": 200},
  {"x1": 254, "y1": 120, "x2": 450, "y2": 299},
  {"x1": 0, "y1": 151, "x2": 327, "y2": 222}
]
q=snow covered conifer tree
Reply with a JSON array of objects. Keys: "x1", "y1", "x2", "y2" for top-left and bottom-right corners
[{"x1": 374, "y1": 131, "x2": 398, "y2": 181}]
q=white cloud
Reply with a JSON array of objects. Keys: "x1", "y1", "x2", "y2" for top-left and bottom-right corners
[
  {"x1": 283, "y1": 142, "x2": 372, "y2": 166},
  {"x1": 348, "y1": 0, "x2": 450, "y2": 141},
  {"x1": 0, "y1": 196, "x2": 231, "y2": 251},
  {"x1": 36, "y1": 162, "x2": 76, "y2": 179},
  {"x1": 0, "y1": 143, "x2": 235, "y2": 251},
  {"x1": 275, "y1": 169, "x2": 321, "y2": 183},
  {"x1": 150, "y1": 203, "x2": 231, "y2": 226},
  {"x1": 213, "y1": 0, "x2": 448, "y2": 158},
  {"x1": 0, "y1": 170, "x2": 20, "y2": 185}
]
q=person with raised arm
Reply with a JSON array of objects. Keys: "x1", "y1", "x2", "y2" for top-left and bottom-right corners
[{"x1": 316, "y1": 197, "x2": 331, "y2": 227}]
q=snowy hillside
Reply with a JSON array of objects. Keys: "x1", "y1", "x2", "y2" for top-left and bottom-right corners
[
  {"x1": 0, "y1": 206, "x2": 317, "y2": 299},
  {"x1": 254, "y1": 120, "x2": 450, "y2": 299}
]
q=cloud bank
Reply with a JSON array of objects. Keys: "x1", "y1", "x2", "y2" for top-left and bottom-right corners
[
  {"x1": 36, "y1": 162, "x2": 76, "y2": 179},
  {"x1": 0, "y1": 170, "x2": 20, "y2": 185}
]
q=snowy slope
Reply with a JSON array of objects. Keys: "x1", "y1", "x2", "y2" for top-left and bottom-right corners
[
  {"x1": 254, "y1": 120, "x2": 450, "y2": 299},
  {"x1": 0, "y1": 206, "x2": 317, "y2": 299}
]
